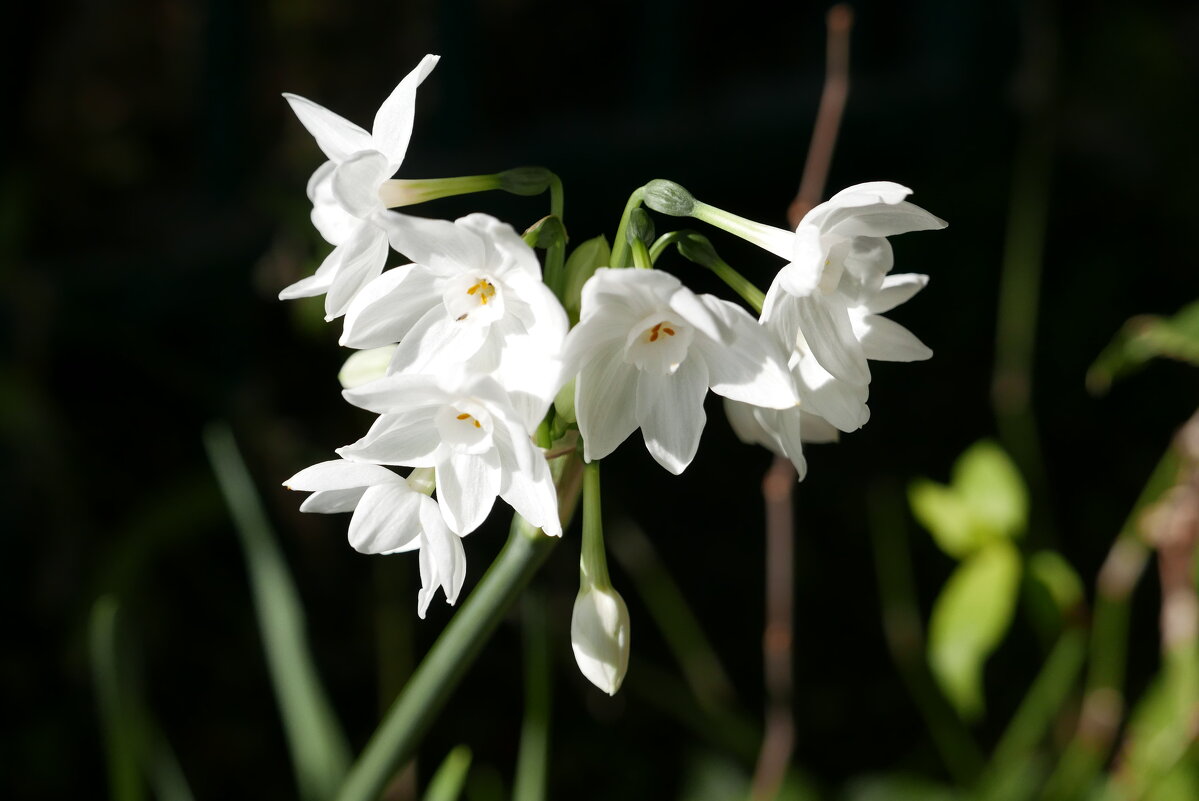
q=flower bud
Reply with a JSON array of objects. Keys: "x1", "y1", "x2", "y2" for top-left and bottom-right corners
[
  {"x1": 642, "y1": 179, "x2": 696, "y2": 217},
  {"x1": 626, "y1": 208, "x2": 655, "y2": 247},
  {"x1": 338, "y1": 345, "x2": 397, "y2": 389},
  {"x1": 675, "y1": 232, "x2": 720, "y2": 269},
  {"x1": 571, "y1": 583, "x2": 631, "y2": 695},
  {"x1": 499, "y1": 166, "x2": 554, "y2": 196}
]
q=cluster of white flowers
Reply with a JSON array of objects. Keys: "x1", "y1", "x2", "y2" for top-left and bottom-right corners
[{"x1": 280, "y1": 56, "x2": 944, "y2": 691}]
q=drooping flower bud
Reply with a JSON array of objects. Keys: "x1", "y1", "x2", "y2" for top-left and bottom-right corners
[
  {"x1": 571, "y1": 583, "x2": 630, "y2": 695},
  {"x1": 642, "y1": 179, "x2": 696, "y2": 217}
]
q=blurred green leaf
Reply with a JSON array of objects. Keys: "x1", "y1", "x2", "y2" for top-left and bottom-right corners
[
  {"x1": 89, "y1": 596, "x2": 196, "y2": 801},
  {"x1": 1027, "y1": 551, "x2": 1084, "y2": 618},
  {"x1": 909, "y1": 442, "x2": 1027, "y2": 561},
  {"x1": 909, "y1": 479, "x2": 984, "y2": 559},
  {"x1": 204, "y1": 423, "x2": 350, "y2": 801},
  {"x1": 90, "y1": 597, "x2": 146, "y2": 801},
  {"x1": 422, "y1": 746, "x2": 473, "y2": 801},
  {"x1": 1087, "y1": 301, "x2": 1199, "y2": 394},
  {"x1": 928, "y1": 541, "x2": 1022, "y2": 719},
  {"x1": 843, "y1": 774, "x2": 960, "y2": 801},
  {"x1": 952, "y1": 441, "x2": 1027, "y2": 540}
]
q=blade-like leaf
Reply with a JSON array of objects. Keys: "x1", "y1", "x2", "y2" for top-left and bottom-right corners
[
  {"x1": 203, "y1": 423, "x2": 350, "y2": 801},
  {"x1": 1087, "y1": 301, "x2": 1199, "y2": 394},
  {"x1": 422, "y1": 746, "x2": 473, "y2": 801},
  {"x1": 928, "y1": 541, "x2": 1022, "y2": 719}
]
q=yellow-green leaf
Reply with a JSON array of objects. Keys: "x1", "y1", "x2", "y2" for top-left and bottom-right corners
[
  {"x1": 908, "y1": 478, "x2": 985, "y2": 559},
  {"x1": 928, "y1": 540, "x2": 1022, "y2": 719},
  {"x1": 952, "y1": 440, "x2": 1027, "y2": 540}
]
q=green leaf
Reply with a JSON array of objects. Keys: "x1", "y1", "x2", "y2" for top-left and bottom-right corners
[
  {"x1": 908, "y1": 478, "x2": 986, "y2": 559},
  {"x1": 1027, "y1": 550, "x2": 1084, "y2": 617},
  {"x1": 928, "y1": 541, "x2": 1022, "y2": 720},
  {"x1": 561, "y1": 235, "x2": 610, "y2": 324},
  {"x1": 1087, "y1": 300, "x2": 1199, "y2": 394},
  {"x1": 421, "y1": 746, "x2": 472, "y2": 801},
  {"x1": 203, "y1": 424, "x2": 350, "y2": 801},
  {"x1": 953, "y1": 440, "x2": 1028, "y2": 540}
]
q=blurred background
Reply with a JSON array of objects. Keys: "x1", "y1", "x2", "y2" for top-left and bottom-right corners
[{"x1": 5, "y1": 0, "x2": 1199, "y2": 798}]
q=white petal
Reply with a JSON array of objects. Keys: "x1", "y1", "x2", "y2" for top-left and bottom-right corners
[
  {"x1": 799, "y1": 411, "x2": 840, "y2": 444},
  {"x1": 416, "y1": 497, "x2": 466, "y2": 617},
  {"x1": 575, "y1": 342, "x2": 641, "y2": 463},
  {"x1": 282, "y1": 93, "x2": 374, "y2": 163},
  {"x1": 864, "y1": 273, "x2": 929, "y2": 315},
  {"x1": 436, "y1": 451, "x2": 500, "y2": 535},
  {"x1": 458, "y1": 213, "x2": 543, "y2": 279},
  {"x1": 337, "y1": 411, "x2": 442, "y2": 466},
  {"x1": 342, "y1": 372, "x2": 448, "y2": 414},
  {"x1": 571, "y1": 585, "x2": 630, "y2": 695},
  {"x1": 279, "y1": 240, "x2": 343, "y2": 300},
  {"x1": 795, "y1": 295, "x2": 869, "y2": 385},
  {"x1": 307, "y1": 161, "x2": 360, "y2": 245},
  {"x1": 854, "y1": 314, "x2": 933, "y2": 362},
  {"x1": 371, "y1": 54, "x2": 439, "y2": 167},
  {"x1": 340, "y1": 264, "x2": 439, "y2": 349},
  {"x1": 284, "y1": 459, "x2": 402, "y2": 491},
  {"x1": 796, "y1": 355, "x2": 870, "y2": 432},
  {"x1": 636, "y1": 357, "x2": 709, "y2": 474},
  {"x1": 380, "y1": 212, "x2": 486, "y2": 275},
  {"x1": 331, "y1": 150, "x2": 390, "y2": 219},
  {"x1": 299, "y1": 488, "x2": 367, "y2": 514},
  {"x1": 778, "y1": 225, "x2": 826, "y2": 297},
  {"x1": 694, "y1": 296, "x2": 797, "y2": 409},
  {"x1": 497, "y1": 443, "x2": 561, "y2": 537},
  {"x1": 388, "y1": 306, "x2": 490, "y2": 376},
  {"x1": 825, "y1": 200, "x2": 947, "y2": 238},
  {"x1": 347, "y1": 483, "x2": 423, "y2": 554},
  {"x1": 827, "y1": 181, "x2": 913, "y2": 207},
  {"x1": 324, "y1": 225, "x2": 391, "y2": 320}
]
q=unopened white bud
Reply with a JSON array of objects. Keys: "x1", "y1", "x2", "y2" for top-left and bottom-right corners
[
  {"x1": 571, "y1": 583, "x2": 630, "y2": 695},
  {"x1": 338, "y1": 345, "x2": 397, "y2": 389}
]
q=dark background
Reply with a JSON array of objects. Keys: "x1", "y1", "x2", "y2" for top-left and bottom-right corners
[{"x1": 5, "y1": 0, "x2": 1199, "y2": 798}]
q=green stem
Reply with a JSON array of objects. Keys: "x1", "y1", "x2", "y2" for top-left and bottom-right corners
[
  {"x1": 513, "y1": 593, "x2": 552, "y2": 801},
  {"x1": 708, "y1": 258, "x2": 764, "y2": 314},
  {"x1": 690, "y1": 200, "x2": 794, "y2": 259},
  {"x1": 974, "y1": 627, "x2": 1087, "y2": 800},
  {"x1": 609, "y1": 187, "x2": 646, "y2": 269},
  {"x1": 630, "y1": 238, "x2": 653, "y2": 271},
  {"x1": 335, "y1": 516, "x2": 559, "y2": 801},
  {"x1": 1040, "y1": 444, "x2": 1180, "y2": 801},
  {"x1": 580, "y1": 461, "x2": 610, "y2": 587},
  {"x1": 543, "y1": 174, "x2": 567, "y2": 297}
]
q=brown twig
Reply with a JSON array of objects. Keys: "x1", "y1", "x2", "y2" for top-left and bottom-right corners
[{"x1": 749, "y1": 6, "x2": 854, "y2": 801}]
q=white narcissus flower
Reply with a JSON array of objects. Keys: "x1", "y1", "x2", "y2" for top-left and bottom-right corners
[
  {"x1": 282, "y1": 460, "x2": 464, "y2": 617},
  {"x1": 758, "y1": 182, "x2": 943, "y2": 432},
  {"x1": 561, "y1": 268, "x2": 798, "y2": 474},
  {"x1": 571, "y1": 583, "x2": 631, "y2": 696},
  {"x1": 337, "y1": 372, "x2": 562, "y2": 538},
  {"x1": 280, "y1": 54, "x2": 439, "y2": 319},
  {"x1": 340, "y1": 213, "x2": 568, "y2": 432}
]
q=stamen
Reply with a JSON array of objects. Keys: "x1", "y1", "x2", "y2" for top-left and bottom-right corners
[
  {"x1": 456, "y1": 412, "x2": 482, "y2": 429},
  {"x1": 466, "y1": 279, "x2": 497, "y2": 305},
  {"x1": 647, "y1": 322, "x2": 677, "y2": 342}
]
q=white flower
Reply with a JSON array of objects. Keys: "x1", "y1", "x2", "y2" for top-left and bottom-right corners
[
  {"x1": 337, "y1": 372, "x2": 562, "y2": 537},
  {"x1": 282, "y1": 459, "x2": 464, "y2": 617},
  {"x1": 339, "y1": 213, "x2": 568, "y2": 432},
  {"x1": 562, "y1": 268, "x2": 797, "y2": 474},
  {"x1": 758, "y1": 183, "x2": 942, "y2": 431},
  {"x1": 571, "y1": 583, "x2": 631, "y2": 696},
  {"x1": 280, "y1": 54, "x2": 439, "y2": 319}
]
